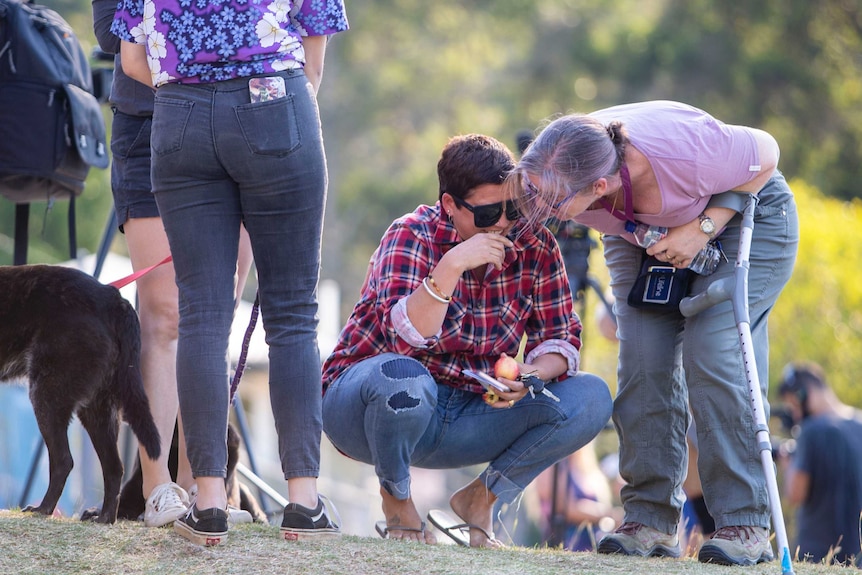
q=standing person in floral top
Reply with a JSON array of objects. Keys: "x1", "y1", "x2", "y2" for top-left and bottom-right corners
[
  {"x1": 321, "y1": 134, "x2": 612, "y2": 547},
  {"x1": 113, "y1": 0, "x2": 348, "y2": 546}
]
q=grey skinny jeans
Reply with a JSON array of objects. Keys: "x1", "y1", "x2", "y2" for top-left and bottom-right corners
[{"x1": 152, "y1": 69, "x2": 327, "y2": 480}]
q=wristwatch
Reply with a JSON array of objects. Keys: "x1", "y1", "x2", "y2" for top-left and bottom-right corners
[{"x1": 699, "y1": 212, "x2": 717, "y2": 239}]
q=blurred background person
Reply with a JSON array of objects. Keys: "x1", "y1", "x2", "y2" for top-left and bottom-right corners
[
  {"x1": 534, "y1": 440, "x2": 623, "y2": 552},
  {"x1": 778, "y1": 362, "x2": 862, "y2": 568},
  {"x1": 681, "y1": 427, "x2": 716, "y2": 555},
  {"x1": 92, "y1": 0, "x2": 254, "y2": 527}
]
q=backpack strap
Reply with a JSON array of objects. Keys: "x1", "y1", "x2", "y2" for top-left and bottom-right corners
[
  {"x1": 13, "y1": 203, "x2": 28, "y2": 265},
  {"x1": 68, "y1": 195, "x2": 76, "y2": 260},
  {"x1": 11, "y1": 194, "x2": 76, "y2": 265}
]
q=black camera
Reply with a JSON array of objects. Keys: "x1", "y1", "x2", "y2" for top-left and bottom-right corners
[{"x1": 90, "y1": 48, "x2": 115, "y2": 104}]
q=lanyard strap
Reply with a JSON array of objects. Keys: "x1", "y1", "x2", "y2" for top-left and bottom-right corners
[{"x1": 598, "y1": 161, "x2": 638, "y2": 232}]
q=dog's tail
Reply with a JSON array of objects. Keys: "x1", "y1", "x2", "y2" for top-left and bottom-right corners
[{"x1": 115, "y1": 296, "x2": 161, "y2": 461}]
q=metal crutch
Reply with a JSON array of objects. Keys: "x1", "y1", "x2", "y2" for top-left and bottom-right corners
[{"x1": 680, "y1": 194, "x2": 794, "y2": 575}]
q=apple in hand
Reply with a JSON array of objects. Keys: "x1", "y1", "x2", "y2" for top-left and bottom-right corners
[{"x1": 494, "y1": 353, "x2": 520, "y2": 381}]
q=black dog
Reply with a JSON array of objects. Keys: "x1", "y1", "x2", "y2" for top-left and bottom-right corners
[
  {"x1": 110, "y1": 422, "x2": 268, "y2": 524},
  {"x1": 0, "y1": 264, "x2": 160, "y2": 524}
]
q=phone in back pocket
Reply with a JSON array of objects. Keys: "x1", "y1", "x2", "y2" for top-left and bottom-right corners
[{"x1": 249, "y1": 77, "x2": 286, "y2": 103}]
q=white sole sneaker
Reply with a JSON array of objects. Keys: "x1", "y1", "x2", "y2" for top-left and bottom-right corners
[
  {"x1": 144, "y1": 482, "x2": 190, "y2": 528},
  {"x1": 228, "y1": 506, "x2": 253, "y2": 525}
]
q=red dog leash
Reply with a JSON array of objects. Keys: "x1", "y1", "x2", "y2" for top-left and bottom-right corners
[{"x1": 108, "y1": 255, "x2": 173, "y2": 289}]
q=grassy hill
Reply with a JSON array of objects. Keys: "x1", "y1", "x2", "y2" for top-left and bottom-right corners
[{"x1": 0, "y1": 510, "x2": 849, "y2": 575}]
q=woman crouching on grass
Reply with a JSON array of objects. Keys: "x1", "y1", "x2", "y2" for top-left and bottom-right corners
[{"x1": 321, "y1": 134, "x2": 612, "y2": 547}]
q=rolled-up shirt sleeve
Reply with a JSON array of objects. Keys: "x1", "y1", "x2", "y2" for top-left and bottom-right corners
[
  {"x1": 526, "y1": 339, "x2": 580, "y2": 377},
  {"x1": 391, "y1": 297, "x2": 441, "y2": 349}
]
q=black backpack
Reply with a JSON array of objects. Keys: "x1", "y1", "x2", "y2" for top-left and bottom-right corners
[{"x1": 0, "y1": 0, "x2": 109, "y2": 264}]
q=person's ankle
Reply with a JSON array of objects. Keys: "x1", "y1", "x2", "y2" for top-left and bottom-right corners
[
  {"x1": 193, "y1": 478, "x2": 227, "y2": 510},
  {"x1": 287, "y1": 477, "x2": 318, "y2": 509},
  {"x1": 195, "y1": 497, "x2": 227, "y2": 510},
  {"x1": 449, "y1": 479, "x2": 495, "y2": 524}
]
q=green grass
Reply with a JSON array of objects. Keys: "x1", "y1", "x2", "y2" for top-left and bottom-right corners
[{"x1": 0, "y1": 510, "x2": 853, "y2": 575}]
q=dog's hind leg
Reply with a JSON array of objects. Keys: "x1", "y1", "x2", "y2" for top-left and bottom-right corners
[
  {"x1": 238, "y1": 482, "x2": 269, "y2": 523},
  {"x1": 23, "y1": 396, "x2": 75, "y2": 518},
  {"x1": 77, "y1": 403, "x2": 123, "y2": 524}
]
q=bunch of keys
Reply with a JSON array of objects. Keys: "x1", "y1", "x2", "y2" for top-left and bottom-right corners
[{"x1": 519, "y1": 374, "x2": 560, "y2": 402}]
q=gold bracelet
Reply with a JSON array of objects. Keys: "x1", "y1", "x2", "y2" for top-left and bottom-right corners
[
  {"x1": 422, "y1": 277, "x2": 450, "y2": 304},
  {"x1": 427, "y1": 275, "x2": 452, "y2": 301}
]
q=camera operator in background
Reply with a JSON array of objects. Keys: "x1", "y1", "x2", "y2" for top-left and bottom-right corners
[{"x1": 778, "y1": 362, "x2": 862, "y2": 568}]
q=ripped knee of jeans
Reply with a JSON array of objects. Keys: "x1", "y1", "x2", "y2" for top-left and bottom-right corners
[
  {"x1": 387, "y1": 390, "x2": 420, "y2": 412},
  {"x1": 381, "y1": 357, "x2": 427, "y2": 379},
  {"x1": 381, "y1": 357, "x2": 426, "y2": 413}
]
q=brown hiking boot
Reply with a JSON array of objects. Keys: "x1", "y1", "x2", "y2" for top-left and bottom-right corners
[
  {"x1": 698, "y1": 526, "x2": 774, "y2": 566},
  {"x1": 597, "y1": 521, "x2": 681, "y2": 557}
]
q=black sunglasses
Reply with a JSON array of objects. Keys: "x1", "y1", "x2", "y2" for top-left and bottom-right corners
[{"x1": 451, "y1": 195, "x2": 520, "y2": 228}]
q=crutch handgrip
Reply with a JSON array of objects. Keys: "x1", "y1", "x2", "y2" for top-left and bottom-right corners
[{"x1": 679, "y1": 276, "x2": 734, "y2": 317}]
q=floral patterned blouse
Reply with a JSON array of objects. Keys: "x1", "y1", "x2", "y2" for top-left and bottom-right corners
[{"x1": 112, "y1": 0, "x2": 348, "y2": 86}]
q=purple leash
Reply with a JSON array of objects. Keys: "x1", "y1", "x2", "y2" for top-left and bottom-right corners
[{"x1": 230, "y1": 291, "x2": 260, "y2": 403}]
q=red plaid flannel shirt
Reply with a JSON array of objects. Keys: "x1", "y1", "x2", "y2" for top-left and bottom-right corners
[{"x1": 322, "y1": 203, "x2": 582, "y2": 394}]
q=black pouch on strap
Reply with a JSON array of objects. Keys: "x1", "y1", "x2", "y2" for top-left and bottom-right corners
[{"x1": 627, "y1": 254, "x2": 693, "y2": 309}]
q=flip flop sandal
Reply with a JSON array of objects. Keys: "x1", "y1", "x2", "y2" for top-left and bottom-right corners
[
  {"x1": 375, "y1": 520, "x2": 427, "y2": 540},
  {"x1": 426, "y1": 509, "x2": 498, "y2": 548}
]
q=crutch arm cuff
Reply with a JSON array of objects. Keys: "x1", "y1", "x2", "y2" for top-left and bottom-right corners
[{"x1": 708, "y1": 191, "x2": 754, "y2": 213}]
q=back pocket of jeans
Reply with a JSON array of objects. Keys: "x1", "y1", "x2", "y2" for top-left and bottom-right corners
[
  {"x1": 235, "y1": 95, "x2": 300, "y2": 157},
  {"x1": 110, "y1": 114, "x2": 151, "y2": 161},
  {"x1": 152, "y1": 97, "x2": 193, "y2": 156}
]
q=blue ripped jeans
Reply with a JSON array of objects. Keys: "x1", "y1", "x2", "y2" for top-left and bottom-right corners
[{"x1": 322, "y1": 353, "x2": 613, "y2": 503}]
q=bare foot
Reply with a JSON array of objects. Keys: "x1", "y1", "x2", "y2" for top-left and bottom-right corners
[
  {"x1": 449, "y1": 478, "x2": 503, "y2": 548},
  {"x1": 379, "y1": 487, "x2": 437, "y2": 544}
]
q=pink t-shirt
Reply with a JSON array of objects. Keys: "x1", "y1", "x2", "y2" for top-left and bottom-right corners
[{"x1": 573, "y1": 101, "x2": 760, "y2": 239}]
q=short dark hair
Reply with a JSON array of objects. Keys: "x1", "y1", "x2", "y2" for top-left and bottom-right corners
[
  {"x1": 437, "y1": 134, "x2": 515, "y2": 203},
  {"x1": 778, "y1": 362, "x2": 827, "y2": 397}
]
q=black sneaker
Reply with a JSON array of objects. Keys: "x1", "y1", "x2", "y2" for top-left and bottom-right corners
[
  {"x1": 280, "y1": 495, "x2": 341, "y2": 541},
  {"x1": 174, "y1": 505, "x2": 229, "y2": 546}
]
